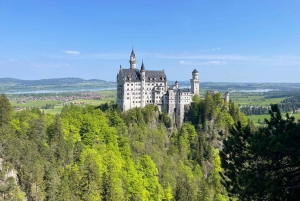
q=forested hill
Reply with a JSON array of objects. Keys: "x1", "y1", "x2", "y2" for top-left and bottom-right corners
[
  {"x1": 0, "y1": 77, "x2": 115, "y2": 92},
  {"x1": 0, "y1": 92, "x2": 251, "y2": 200}
]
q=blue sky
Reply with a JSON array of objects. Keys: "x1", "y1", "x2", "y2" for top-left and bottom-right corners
[{"x1": 0, "y1": 0, "x2": 299, "y2": 82}]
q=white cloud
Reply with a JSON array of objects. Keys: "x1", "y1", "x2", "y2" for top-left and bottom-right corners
[
  {"x1": 63, "y1": 50, "x2": 80, "y2": 55},
  {"x1": 179, "y1": 60, "x2": 227, "y2": 66},
  {"x1": 8, "y1": 59, "x2": 18, "y2": 62},
  {"x1": 204, "y1": 61, "x2": 227, "y2": 65}
]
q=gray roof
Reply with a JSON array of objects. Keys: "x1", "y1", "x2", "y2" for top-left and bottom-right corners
[
  {"x1": 179, "y1": 88, "x2": 191, "y2": 92},
  {"x1": 192, "y1": 69, "x2": 198, "y2": 73},
  {"x1": 119, "y1": 69, "x2": 167, "y2": 82},
  {"x1": 170, "y1": 88, "x2": 191, "y2": 92}
]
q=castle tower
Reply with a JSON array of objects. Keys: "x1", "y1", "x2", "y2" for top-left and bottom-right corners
[
  {"x1": 140, "y1": 61, "x2": 146, "y2": 107},
  {"x1": 175, "y1": 80, "x2": 179, "y2": 89},
  {"x1": 129, "y1": 48, "x2": 137, "y2": 69},
  {"x1": 190, "y1": 69, "x2": 200, "y2": 95},
  {"x1": 224, "y1": 92, "x2": 230, "y2": 103}
]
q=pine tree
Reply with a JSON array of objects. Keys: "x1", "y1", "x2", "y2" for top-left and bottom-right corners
[
  {"x1": 47, "y1": 115, "x2": 67, "y2": 165},
  {"x1": 221, "y1": 104, "x2": 300, "y2": 200},
  {"x1": 0, "y1": 94, "x2": 11, "y2": 127}
]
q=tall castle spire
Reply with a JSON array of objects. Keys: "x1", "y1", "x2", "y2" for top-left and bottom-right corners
[
  {"x1": 129, "y1": 47, "x2": 137, "y2": 69},
  {"x1": 140, "y1": 60, "x2": 145, "y2": 71}
]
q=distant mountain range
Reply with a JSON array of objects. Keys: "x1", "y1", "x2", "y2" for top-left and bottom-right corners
[
  {"x1": 0, "y1": 77, "x2": 112, "y2": 85},
  {"x1": 0, "y1": 77, "x2": 116, "y2": 93}
]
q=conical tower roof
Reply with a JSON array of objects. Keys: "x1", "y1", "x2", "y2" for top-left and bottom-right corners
[
  {"x1": 131, "y1": 47, "x2": 135, "y2": 57},
  {"x1": 141, "y1": 60, "x2": 145, "y2": 71}
]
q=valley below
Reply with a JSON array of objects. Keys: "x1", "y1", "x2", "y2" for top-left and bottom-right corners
[{"x1": 5, "y1": 78, "x2": 300, "y2": 125}]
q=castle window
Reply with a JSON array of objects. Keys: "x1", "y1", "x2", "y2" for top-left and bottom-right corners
[
  {"x1": 133, "y1": 101, "x2": 134, "y2": 103},
  {"x1": 127, "y1": 84, "x2": 129, "y2": 86},
  {"x1": 131, "y1": 84, "x2": 133, "y2": 86}
]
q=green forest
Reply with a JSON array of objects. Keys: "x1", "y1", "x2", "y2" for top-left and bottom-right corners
[{"x1": 0, "y1": 92, "x2": 299, "y2": 200}]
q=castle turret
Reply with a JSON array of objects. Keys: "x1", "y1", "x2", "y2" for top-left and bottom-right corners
[
  {"x1": 224, "y1": 92, "x2": 229, "y2": 103},
  {"x1": 129, "y1": 48, "x2": 137, "y2": 69},
  {"x1": 175, "y1": 80, "x2": 179, "y2": 88},
  {"x1": 140, "y1": 61, "x2": 146, "y2": 107},
  {"x1": 190, "y1": 69, "x2": 200, "y2": 95},
  {"x1": 140, "y1": 60, "x2": 145, "y2": 72}
]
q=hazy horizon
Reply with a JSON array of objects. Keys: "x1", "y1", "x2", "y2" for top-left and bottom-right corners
[{"x1": 2, "y1": 77, "x2": 300, "y2": 84}]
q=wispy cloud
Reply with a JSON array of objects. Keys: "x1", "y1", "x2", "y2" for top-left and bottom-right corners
[
  {"x1": 211, "y1": 47, "x2": 221, "y2": 51},
  {"x1": 152, "y1": 53, "x2": 250, "y2": 60},
  {"x1": 54, "y1": 50, "x2": 300, "y2": 67},
  {"x1": 80, "y1": 53, "x2": 128, "y2": 59},
  {"x1": 63, "y1": 50, "x2": 80, "y2": 55},
  {"x1": 0, "y1": 58, "x2": 22, "y2": 67},
  {"x1": 179, "y1": 60, "x2": 227, "y2": 66},
  {"x1": 30, "y1": 62, "x2": 70, "y2": 69}
]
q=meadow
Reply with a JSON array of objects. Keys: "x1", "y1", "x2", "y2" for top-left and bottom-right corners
[
  {"x1": 230, "y1": 93, "x2": 285, "y2": 106},
  {"x1": 40, "y1": 97, "x2": 116, "y2": 114},
  {"x1": 11, "y1": 100, "x2": 60, "y2": 108},
  {"x1": 10, "y1": 90, "x2": 117, "y2": 115},
  {"x1": 9, "y1": 89, "x2": 299, "y2": 127},
  {"x1": 246, "y1": 112, "x2": 300, "y2": 127},
  {"x1": 231, "y1": 93, "x2": 294, "y2": 126}
]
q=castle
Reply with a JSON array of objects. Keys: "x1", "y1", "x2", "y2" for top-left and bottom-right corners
[{"x1": 116, "y1": 49, "x2": 200, "y2": 124}]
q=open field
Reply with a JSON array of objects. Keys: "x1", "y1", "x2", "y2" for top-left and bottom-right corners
[
  {"x1": 11, "y1": 100, "x2": 61, "y2": 108},
  {"x1": 40, "y1": 96, "x2": 116, "y2": 114},
  {"x1": 67, "y1": 97, "x2": 115, "y2": 105},
  {"x1": 247, "y1": 112, "x2": 300, "y2": 127},
  {"x1": 247, "y1": 114, "x2": 273, "y2": 126},
  {"x1": 9, "y1": 89, "x2": 117, "y2": 114},
  {"x1": 41, "y1": 105, "x2": 63, "y2": 115},
  {"x1": 230, "y1": 94, "x2": 285, "y2": 106}
]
